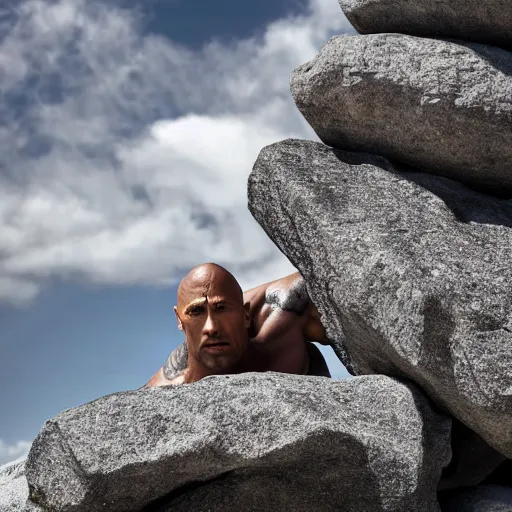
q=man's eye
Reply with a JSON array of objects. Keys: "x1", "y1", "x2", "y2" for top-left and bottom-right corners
[
  {"x1": 190, "y1": 307, "x2": 203, "y2": 315},
  {"x1": 216, "y1": 304, "x2": 226, "y2": 310}
]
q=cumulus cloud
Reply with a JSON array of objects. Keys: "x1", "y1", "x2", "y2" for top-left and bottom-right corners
[
  {"x1": 0, "y1": 439, "x2": 31, "y2": 466},
  {"x1": 0, "y1": 0, "x2": 355, "y2": 304}
]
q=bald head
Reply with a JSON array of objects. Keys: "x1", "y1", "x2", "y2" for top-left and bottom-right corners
[
  {"x1": 174, "y1": 263, "x2": 250, "y2": 379},
  {"x1": 177, "y1": 263, "x2": 243, "y2": 309}
]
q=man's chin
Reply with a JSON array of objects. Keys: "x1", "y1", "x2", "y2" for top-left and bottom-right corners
[{"x1": 201, "y1": 353, "x2": 241, "y2": 373}]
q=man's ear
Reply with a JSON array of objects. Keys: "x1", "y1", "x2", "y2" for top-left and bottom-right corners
[
  {"x1": 174, "y1": 306, "x2": 184, "y2": 331},
  {"x1": 243, "y1": 301, "x2": 251, "y2": 329}
]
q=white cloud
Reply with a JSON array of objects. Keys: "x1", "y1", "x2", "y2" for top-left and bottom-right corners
[
  {"x1": 0, "y1": 439, "x2": 31, "y2": 466},
  {"x1": 0, "y1": 0, "x2": 355, "y2": 305}
]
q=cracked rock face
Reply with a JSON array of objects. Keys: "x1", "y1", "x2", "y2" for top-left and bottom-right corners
[
  {"x1": 338, "y1": 0, "x2": 512, "y2": 49},
  {"x1": 25, "y1": 373, "x2": 450, "y2": 512},
  {"x1": 248, "y1": 139, "x2": 512, "y2": 458},
  {"x1": 291, "y1": 34, "x2": 512, "y2": 196}
]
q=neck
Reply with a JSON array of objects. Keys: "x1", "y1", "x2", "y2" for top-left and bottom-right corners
[{"x1": 184, "y1": 362, "x2": 229, "y2": 384}]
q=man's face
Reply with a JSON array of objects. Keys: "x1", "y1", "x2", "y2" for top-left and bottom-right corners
[{"x1": 174, "y1": 270, "x2": 250, "y2": 373}]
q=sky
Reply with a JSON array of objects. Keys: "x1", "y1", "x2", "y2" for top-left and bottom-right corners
[{"x1": 0, "y1": 0, "x2": 355, "y2": 465}]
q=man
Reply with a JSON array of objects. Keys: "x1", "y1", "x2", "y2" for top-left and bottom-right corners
[{"x1": 145, "y1": 262, "x2": 331, "y2": 387}]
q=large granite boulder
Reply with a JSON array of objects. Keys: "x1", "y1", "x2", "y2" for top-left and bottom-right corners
[
  {"x1": 248, "y1": 139, "x2": 512, "y2": 458},
  {"x1": 0, "y1": 459, "x2": 30, "y2": 511},
  {"x1": 439, "y1": 485, "x2": 512, "y2": 511},
  {"x1": 290, "y1": 34, "x2": 512, "y2": 196},
  {"x1": 338, "y1": 0, "x2": 512, "y2": 49},
  {"x1": 25, "y1": 373, "x2": 450, "y2": 512}
]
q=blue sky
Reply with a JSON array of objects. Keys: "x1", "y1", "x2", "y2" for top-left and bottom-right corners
[{"x1": 0, "y1": 0, "x2": 354, "y2": 465}]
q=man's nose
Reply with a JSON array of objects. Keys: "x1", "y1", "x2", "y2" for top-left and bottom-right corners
[{"x1": 203, "y1": 312, "x2": 219, "y2": 336}]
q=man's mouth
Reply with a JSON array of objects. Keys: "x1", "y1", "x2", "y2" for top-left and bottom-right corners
[{"x1": 202, "y1": 341, "x2": 230, "y2": 351}]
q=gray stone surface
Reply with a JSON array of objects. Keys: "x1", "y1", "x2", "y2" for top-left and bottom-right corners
[
  {"x1": 25, "y1": 373, "x2": 450, "y2": 512},
  {"x1": 440, "y1": 485, "x2": 512, "y2": 511},
  {"x1": 0, "y1": 459, "x2": 30, "y2": 511},
  {"x1": 290, "y1": 34, "x2": 512, "y2": 196},
  {"x1": 248, "y1": 139, "x2": 512, "y2": 458},
  {"x1": 338, "y1": 0, "x2": 512, "y2": 49}
]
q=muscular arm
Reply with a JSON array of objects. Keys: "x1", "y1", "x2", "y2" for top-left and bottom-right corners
[
  {"x1": 246, "y1": 272, "x2": 330, "y2": 376},
  {"x1": 144, "y1": 272, "x2": 329, "y2": 387},
  {"x1": 256, "y1": 272, "x2": 329, "y2": 345},
  {"x1": 265, "y1": 276, "x2": 309, "y2": 314}
]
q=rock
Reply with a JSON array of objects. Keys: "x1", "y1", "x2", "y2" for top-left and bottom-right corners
[
  {"x1": 439, "y1": 485, "x2": 512, "y2": 511},
  {"x1": 0, "y1": 458, "x2": 30, "y2": 511},
  {"x1": 248, "y1": 139, "x2": 512, "y2": 457},
  {"x1": 290, "y1": 34, "x2": 512, "y2": 196},
  {"x1": 25, "y1": 373, "x2": 450, "y2": 512},
  {"x1": 338, "y1": 0, "x2": 512, "y2": 49}
]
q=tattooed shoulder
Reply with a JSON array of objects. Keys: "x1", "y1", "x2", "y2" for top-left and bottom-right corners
[
  {"x1": 163, "y1": 342, "x2": 189, "y2": 380},
  {"x1": 264, "y1": 278, "x2": 309, "y2": 315}
]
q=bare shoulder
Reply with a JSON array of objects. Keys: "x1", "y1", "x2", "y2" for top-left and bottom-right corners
[
  {"x1": 143, "y1": 368, "x2": 187, "y2": 388},
  {"x1": 167, "y1": 373, "x2": 187, "y2": 386},
  {"x1": 244, "y1": 273, "x2": 309, "y2": 345},
  {"x1": 264, "y1": 272, "x2": 309, "y2": 315},
  {"x1": 243, "y1": 272, "x2": 311, "y2": 319},
  {"x1": 245, "y1": 272, "x2": 329, "y2": 345}
]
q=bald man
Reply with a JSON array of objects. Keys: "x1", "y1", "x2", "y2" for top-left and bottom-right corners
[{"x1": 145, "y1": 263, "x2": 331, "y2": 387}]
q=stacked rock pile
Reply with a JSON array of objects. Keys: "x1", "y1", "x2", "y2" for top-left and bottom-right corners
[
  {"x1": 249, "y1": 0, "x2": 512, "y2": 509},
  {"x1": 2, "y1": 1, "x2": 512, "y2": 511}
]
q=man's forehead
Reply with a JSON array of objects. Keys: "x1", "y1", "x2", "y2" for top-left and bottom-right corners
[
  {"x1": 184, "y1": 295, "x2": 228, "y2": 307},
  {"x1": 181, "y1": 277, "x2": 231, "y2": 297},
  {"x1": 178, "y1": 281, "x2": 239, "y2": 307},
  {"x1": 177, "y1": 264, "x2": 242, "y2": 308}
]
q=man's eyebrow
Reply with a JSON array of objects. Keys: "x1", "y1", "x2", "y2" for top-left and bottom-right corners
[
  {"x1": 183, "y1": 297, "x2": 228, "y2": 313},
  {"x1": 184, "y1": 299, "x2": 206, "y2": 313}
]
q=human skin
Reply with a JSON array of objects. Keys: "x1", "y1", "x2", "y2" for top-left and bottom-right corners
[
  {"x1": 145, "y1": 263, "x2": 329, "y2": 387},
  {"x1": 173, "y1": 264, "x2": 251, "y2": 384}
]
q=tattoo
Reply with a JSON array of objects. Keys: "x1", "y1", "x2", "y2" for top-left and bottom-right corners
[
  {"x1": 265, "y1": 278, "x2": 309, "y2": 315},
  {"x1": 163, "y1": 342, "x2": 189, "y2": 379}
]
